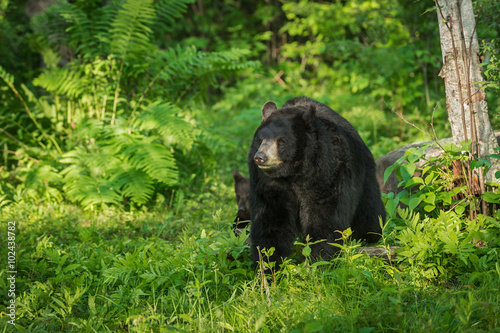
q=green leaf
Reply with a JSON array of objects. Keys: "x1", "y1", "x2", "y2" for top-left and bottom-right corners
[
  {"x1": 482, "y1": 191, "x2": 500, "y2": 204},
  {"x1": 304, "y1": 321, "x2": 323, "y2": 333},
  {"x1": 405, "y1": 177, "x2": 424, "y2": 189},
  {"x1": 63, "y1": 264, "x2": 81, "y2": 272},
  {"x1": 423, "y1": 192, "x2": 436, "y2": 205},
  {"x1": 385, "y1": 197, "x2": 399, "y2": 217},
  {"x1": 409, "y1": 195, "x2": 424, "y2": 211},
  {"x1": 422, "y1": 6, "x2": 437, "y2": 15},
  {"x1": 455, "y1": 204, "x2": 466, "y2": 215},
  {"x1": 423, "y1": 204, "x2": 435, "y2": 212},
  {"x1": 424, "y1": 173, "x2": 437, "y2": 185},
  {"x1": 400, "y1": 163, "x2": 416, "y2": 182},
  {"x1": 383, "y1": 164, "x2": 396, "y2": 184}
]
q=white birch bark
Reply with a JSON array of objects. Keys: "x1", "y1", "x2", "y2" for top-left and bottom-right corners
[{"x1": 436, "y1": 0, "x2": 499, "y2": 183}]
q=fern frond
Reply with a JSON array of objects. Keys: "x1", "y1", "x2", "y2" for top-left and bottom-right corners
[
  {"x1": 23, "y1": 164, "x2": 63, "y2": 202},
  {"x1": 110, "y1": 0, "x2": 156, "y2": 60},
  {"x1": 156, "y1": 45, "x2": 202, "y2": 84},
  {"x1": 153, "y1": 46, "x2": 260, "y2": 97},
  {"x1": 0, "y1": 65, "x2": 14, "y2": 86},
  {"x1": 33, "y1": 67, "x2": 85, "y2": 98},
  {"x1": 64, "y1": 175, "x2": 122, "y2": 208},
  {"x1": 203, "y1": 48, "x2": 259, "y2": 71},
  {"x1": 123, "y1": 142, "x2": 178, "y2": 185},
  {"x1": 138, "y1": 102, "x2": 195, "y2": 148},
  {"x1": 155, "y1": 0, "x2": 194, "y2": 26},
  {"x1": 196, "y1": 48, "x2": 261, "y2": 85},
  {"x1": 111, "y1": 164, "x2": 154, "y2": 204},
  {"x1": 90, "y1": 5, "x2": 115, "y2": 52},
  {"x1": 61, "y1": 149, "x2": 122, "y2": 207},
  {"x1": 72, "y1": 119, "x2": 105, "y2": 140},
  {"x1": 25, "y1": 164, "x2": 62, "y2": 187},
  {"x1": 56, "y1": 2, "x2": 93, "y2": 55},
  {"x1": 60, "y1": 147, "x2": 121, "y2": 180},
  {"x1": 197, "y1": 130, "x2": 235, "y2": 156}
]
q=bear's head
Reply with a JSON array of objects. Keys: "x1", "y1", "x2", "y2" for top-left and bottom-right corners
[{"x1": 251, "y1": 101, "x2": 315, "y2": 178}]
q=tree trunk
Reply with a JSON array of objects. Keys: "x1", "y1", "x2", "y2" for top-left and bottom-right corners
[{"x1": 436, "y1": 0, "x2": 499, "y2": 184}]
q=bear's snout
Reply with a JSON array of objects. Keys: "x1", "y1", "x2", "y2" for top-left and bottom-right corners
[
  {"x1": 254, "y1": 152, "x2": 267, "y2": 165},
  {"x1": 253, "y1": 138, "x2": 282, "y2": 170}
]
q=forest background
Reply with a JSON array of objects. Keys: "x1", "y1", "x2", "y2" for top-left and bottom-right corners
[{"x1": 0, "y1": 0, "x2": 499, "y2": 331}]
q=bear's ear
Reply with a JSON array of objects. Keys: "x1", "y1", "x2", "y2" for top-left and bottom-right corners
[
  {"x1": 261, "y1": 101, "x2": 277, "y2": 122},
  {"x1": 232, "y1": 170, "x2": 243, "y2": 182},
  {"x1": 303, "y1": 104, "x2": 316, "y2": 125}
]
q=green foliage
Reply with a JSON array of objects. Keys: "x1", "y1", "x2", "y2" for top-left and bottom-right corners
[
  {"x1": 475, "y1": 0, "x2": 500, "y2": 128},
  {"x1": 383, "y1": 142, "x2": 500, "y2": 281},
  {"x1": 1, "y1": 197, "x2": 499, "y2": 331},
  {"x1": 390, "y1": 208, "x2": 500, "y2": 281},
  {"x1": 0, "y1": 0, "x2": 258, "y2": 208},
  {"x1": 276, "y1": 0, "x2": 446, "y2": 151}
]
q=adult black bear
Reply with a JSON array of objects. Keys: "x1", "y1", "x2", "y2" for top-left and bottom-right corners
[{"x1": 248, "y1": 97, "x2": 385, "y2": 266}]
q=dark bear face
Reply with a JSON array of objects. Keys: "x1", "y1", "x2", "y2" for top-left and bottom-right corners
[{"x1": 251, "y1": 101, "x2": 315, "y2": 178}]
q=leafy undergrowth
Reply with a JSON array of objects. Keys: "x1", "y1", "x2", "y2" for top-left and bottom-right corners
[{"x1": 1, "y1": 190, "x2": 499, "y2": 332}]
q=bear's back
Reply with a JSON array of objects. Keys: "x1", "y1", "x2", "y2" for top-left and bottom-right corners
[
  {"x1": 282, "y1": 97, "x2": 355, "y2": 130},
  {"x1": 282, "y1": 97, "x2": 367, "y2": 151}
]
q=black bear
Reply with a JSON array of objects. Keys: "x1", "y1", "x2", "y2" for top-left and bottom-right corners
[
  {"x1": 232, "y1": 170, "x2": 251, "y2": 235},
  {"x1": 248, "y1": 97, "x2": 385, "y2": 266}
]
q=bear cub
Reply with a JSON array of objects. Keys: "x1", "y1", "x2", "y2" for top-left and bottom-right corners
[
  {"x1": 232, "y1": 170, "x2": 251, "y2": 235},
  {"x1": 248, "y1": 97, "x2": 385, "y2": 266}
]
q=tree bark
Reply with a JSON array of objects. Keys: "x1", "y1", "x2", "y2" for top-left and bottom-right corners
[{"x1": 436, "y1": 0, "x2": 499, "y2": 183}]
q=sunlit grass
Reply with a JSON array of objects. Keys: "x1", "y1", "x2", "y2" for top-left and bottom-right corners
[{"x1": 1, "y1": 189, "x2": 499, "y2": 332}]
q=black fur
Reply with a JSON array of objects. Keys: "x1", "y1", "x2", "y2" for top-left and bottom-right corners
[{"x1": 248, "y1": 97, "x2": 385, "y2": 266}]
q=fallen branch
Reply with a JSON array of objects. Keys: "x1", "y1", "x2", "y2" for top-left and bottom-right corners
[{"x1": 357, "y1": 246, "x2": 401, "y2": 261}]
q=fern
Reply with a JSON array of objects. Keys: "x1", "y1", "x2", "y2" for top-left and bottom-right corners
[
  {"x1": 110, "y1": 164, "x2": 154, "y2": 205},
  {"x1": 138, "y1": 102, "x2": 195, "y2": 149},
  {"x1": 61, "y1": 149, "x2": 123, "y2": 208},
  {"x1": 33, "y1": 66, "x2": 86, "y2": 98},
  {"x1": 110, "y1": 0, "x2": 156, "y2": 61},
  {"x1": 1, "y1": 1, "x2": 257, "y2": 208},
  {"x1": 23, "y1": 164, "x2": 63, "y2": 202},
  {"x1": 195, "y1": 49, "x2": 261, "y2": 92},
  {"x1": 155, "y1": 0, "x2": 195, "y2": 26},
  {"x1": 123, "y1": 141, "x2": 178, "y2": 185},
  {"x1": 64, "y1": 175, "x2": 122, "y2": 208},
  {"x1": 60, "y1": 121, "x2": 179, "y2": 206},
  {"x1": 156, "y1": 45, "x2": 202, "y2": 84},
  {"x1": 56, "y1": 2, "x2": 93, "y2": 55},
  {"x1": 151, "y1": 46, "x2": 260, "y2": 99},
  {"x1": 0, "y1": 65, "x2": 14, "y2": 86},
  {"x1": 202, "y1": 48, "x2": 260, "y2": 72},
  {"x1": 60, "y1": 147, "x2": 121, "y2": 180}
]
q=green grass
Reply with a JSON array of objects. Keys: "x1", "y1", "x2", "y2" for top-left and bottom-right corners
[{"x1": 1, "y1": 185, "x2": 499, "y2": 332}]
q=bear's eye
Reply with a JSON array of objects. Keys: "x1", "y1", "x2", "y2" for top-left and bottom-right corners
[{"x1": 277, "y1": 138, "x2": 285, "y2": 146}]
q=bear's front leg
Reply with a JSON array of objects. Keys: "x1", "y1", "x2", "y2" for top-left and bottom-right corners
[
  {"x1": 249, "y1": 191, "x2": 300, "y2": 269},
  {"x1": 299, "y1": 199, "x2": 354, "y2": 262}
]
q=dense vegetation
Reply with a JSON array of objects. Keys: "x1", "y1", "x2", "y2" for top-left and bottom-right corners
[{"x1": 1, "y1": 0, "x2": 499, "y2": 331}]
